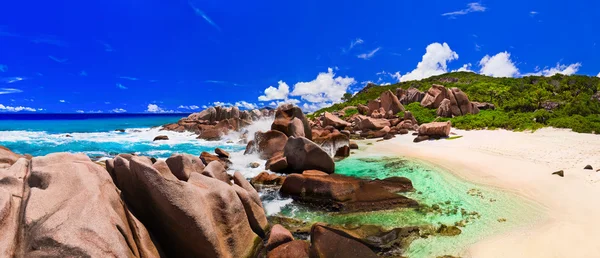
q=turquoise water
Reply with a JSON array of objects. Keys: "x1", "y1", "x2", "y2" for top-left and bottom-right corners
[
  {"x1": 275, "y1": 155, "x2": 543, "y2": 257},
  {"x1": 0, "y1": 114, "x2": 246, "y2": 159}
]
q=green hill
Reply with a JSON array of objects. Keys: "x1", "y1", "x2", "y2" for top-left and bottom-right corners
[{"x1": 312, "y1": 72, "x2": 600, "y2": 134}]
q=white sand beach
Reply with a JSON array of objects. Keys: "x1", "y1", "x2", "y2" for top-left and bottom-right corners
[{"x1": 370, "y1": 128, "x2": 600, "y2": 258}]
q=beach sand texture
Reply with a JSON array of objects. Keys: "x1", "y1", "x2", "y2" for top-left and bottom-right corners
[{"x1": 371, "y1": 128, "x2": 600, "y2": 258}]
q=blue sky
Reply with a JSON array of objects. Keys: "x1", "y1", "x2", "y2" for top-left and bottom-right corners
[{"x1": 0, "y1": 0, "x2": 598, "y2": 113}]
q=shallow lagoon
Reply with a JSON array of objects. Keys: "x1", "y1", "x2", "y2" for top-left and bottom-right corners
[{"x1": 271, "y1": 154, "x2": 544, "y2": 257}]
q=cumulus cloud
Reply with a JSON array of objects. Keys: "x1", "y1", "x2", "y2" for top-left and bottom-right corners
[
  {"x1": 235, "y1": 101, "x2": 258, "y2": 110},
  {"x1": 258, "y1": 81, "x2": 290, "y2": 101},
  {"x1": 146, "y1": 104, "x2": 172, "y2": 113},
  {"x1": 357, "y1": 47, "x2": 381, "y2": 60},
  {"x1": 0, "y1": 104, "x2": 36, "y2": 112},
  {"x1": 442, "y1": 2, "x2": 487, "y2": 18},
  {"x1": 267, "y1": 99, "x2": 301, "y2": 108},
  {"x1": 400, "y1": 42, "x2": 458, "y2": 82},
  {"x1": 178, "y1": 105, "x2": 200, "y2": 110},
  {"x1": 0, "y1": 88, "x2": 23, "y2": 94},
  {"x1": 112, "y1": 108, "x2": 127, "y2": 113},
  {"x1": 213, "y1": 101, "x2": 232, "y2": 107},
  {"x1": 290, "y1": 68, "x2": 356, "y2": 103},
  {"x1": 478, "y1": 52, "x2": 519, "y2": 77},
  {"x1": 523, "y1": 63, "x2": 582, "y2": 77}
]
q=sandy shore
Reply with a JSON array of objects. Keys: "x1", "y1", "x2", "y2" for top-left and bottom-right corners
[{"x1": 369, "y1": 128, "x2": 600, "y2": 258}]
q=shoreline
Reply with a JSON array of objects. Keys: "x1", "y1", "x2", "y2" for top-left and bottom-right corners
[{"x1": 366, "y1": 127, "x2": 600, "y2": 257}]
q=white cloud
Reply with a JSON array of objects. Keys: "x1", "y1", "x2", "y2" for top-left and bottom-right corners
[
  {"x1": 76, "y1": 110, "x2": 84, "y2": 113},
  {"x1": 302, "y1": 102, "x2": 332, "y2": 112},
  {"x1": 3, "y1": 77, "x2": 24, "y2": 83},
  {"x1": 235, "y1": 101, "x2": 258, "y2": 110},
  {"x1": 479, "y1": 52, "x2": 519, "y2": 77},
  {"x1": 376, "y1": 71, "x2": 402, "y2": 83},
  {"x1": 112, "y1": 108, "x2": 127, "y2": 113},
  {"x1": 59, "y1": 100, "x2": 65, "y2": 103},
  {"x1": 146, "y1": 104, "x2": 173, "y2": 113},
  {"x1": 178, "y1": 105, "x2": 200, "y2": 110},
  {"x1": 258, "y1": 81, "x2": 290, "y2": 101},
  {"x1": 213, "y1": 101, "x2": 232, "y2": 107},
  {"x1": 400, "y1": 42, "x2": 459, "y2": 82},
  {"x1": 290, "y1": 68, "x2": 356, "y2": 103},
  {"x1": 357, "y1": 47, "x2": 381, "y2": 60},
  {"x1": 0, "y1": 88, "x2": 23, "y2": 94},
  {"x1": 442, "y1": 2, "x2": 486, "y2": 18},
  {"x1": 597, "y1": 72, "x2": 600, "y2": 77},
  {"x1": 0, "y1": 104, "x2": 36, "y2": 112},
  {"x1": 523, "y1": 63, "x2": 582, "y2": 77},
  {"x1": 452, "y1": 63, "x2": 474, "y2": 72},
  {"x1": 348, "y1": 38, "x2": 364, "y2": 51},
  {"x1": 267, "y1": 99, "x2": 301, "y2": 108},
  {"x1": 116, "y1": 83, "x2": 127, "y2": 90}
]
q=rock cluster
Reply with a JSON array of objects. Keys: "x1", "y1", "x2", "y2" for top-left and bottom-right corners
[
  {"x1": 162, "y1": 105, "x2": 275, "y2": 141},
  {"x1": 421, "y1": 84, "x2": 481, "y2": 118}
]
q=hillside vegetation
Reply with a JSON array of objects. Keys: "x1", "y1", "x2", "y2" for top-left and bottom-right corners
[{"x1": 312, "y1": 72, "x2": 600, "y2": 134}]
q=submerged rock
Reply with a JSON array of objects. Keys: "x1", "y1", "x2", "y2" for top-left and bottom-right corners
[
  {"x1": 437, "y1": 225, "x2": 462, "y2": 236},
  {"x1": 280, "y1": 173, "x2": 416, "y2": 212}
]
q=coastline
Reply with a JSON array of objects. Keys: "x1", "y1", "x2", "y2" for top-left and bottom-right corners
[{"x1": 367, "y1": 127, "x2": 600, "y2": 257}]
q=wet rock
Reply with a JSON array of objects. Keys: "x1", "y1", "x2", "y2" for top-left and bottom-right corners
[
  {"x1": 552, "y1": 170, "x2": 564, "y2": 177},
  {"x1": 268, "y1": 240, "x2": 310, "y2": 258},
  {"x1": 437, "y1": 225, "x2": 462, "y2": 236},
  {"x1": 280, "y1": 173, "x2": 417, "y2": 212},
  {"x1": 215, "y1": 147, "x2": 230, "y2": 158},
  {"x1": 349, "y1": 141, "x2": 359, "y2": 149},
  {"x1": 266, "y1": 154, "x2": 288, "y2": 172},
  {"x1": 584, "y1": 165, "x2": 593, "y2": 170},
  {"x1": 115, "y1": 129, "x2": 125, "y2": 132},
  {"x1": 200, "y1": 151, "x2": 220, "y2": 165},
  {"x1": 325, "y1": 224, "x2": 420, "y2": 255},
  {"x1": 252, "y1": 130, "x2": 289, "y2": 160},
  {"x1": 309, "y1": 224, "x2": 378, "y2": 258},
  {"x1": 284, "y1": 137, "x2": 335, "y2": 174},
  {"x1": 266, "y1": 224, "x2": 295, "y2": 251},
  {"x1": 335, "y1": 145, "x2": 350, "y2": 157},
  {"x1": 251, "y1": 172, "x2": 286, "y2": 186},
  {"x1": 249, "y1": 162, "x2": 261, "y2": 168},
  {"x1": 153, "y1": 135, "x2": 169, "y2": 141}
]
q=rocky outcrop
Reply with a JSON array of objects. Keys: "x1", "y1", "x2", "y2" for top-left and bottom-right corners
[
  {"x1": 472, "y1": 101, "x2": 495, "y2": 110},
  {"x1": 421, "y1": 84, "x2": 449, "y2": 108},
  {"x1": 380, "y1": 90, "x2": 405, "y2": 114},
  {"x1": 271, "y1": 104, "x2": 312, "y2": 139},
  {"x1": 312, "y1": 129, "x2": 350, "y2": 158},
  {"x1": 417, "y1": 121, "x2": 452, "y2": 138},
  {"x1": 250, "y1": 172, "x2": 286, "y2": 186},
  {"x1": 162, "y1": 105, "x2": 272, "y2": 141},
  {"x1": 0, "y1": 150, "x2": 160, "y2": 257},
  {"x1": 309, "y1": 224, "x2": 378, "y2": 258},
  {"x1": 397, "y1": 87, "x2": 425, "y2": 105},
  {"x1": 268, "y1": 240, "x2": 310, "y2": 258},
  {"x1": 449, "y1": 87, "x2": 479, "y2": 116},
  {"x1": 280, "y1": 173, "x2": 416, "y2": 212},
  {"x1": 323, "y1": 112, "x2": 350, "y2": 129},
  {"x1": 111, "y1": 154, "x2": 264, "y2": 257},
  {"x1": 357, "y1": 104, "x2": 369, "y2": 115},
  {"x1": 358, "y1": 116, "x2": 391, "y2": 131},
  {"x1": 166, "y1": 153, "x2": 205, "y2": 181},
  {"x1": 284, "y1": 137, "x2": 335, "y2": 174},
  {"x1": 153, "y1": 135, "x2": 169, "y2": 141},
  {"x1": 246, "y1": 130, "x2": 289, "y2": 160},
  {"x1": 436, "y1": 98, "x2": 453, "y2": 118},
  {"x1": 266, "y1": 224, "x2": 295, "y2": 251}
]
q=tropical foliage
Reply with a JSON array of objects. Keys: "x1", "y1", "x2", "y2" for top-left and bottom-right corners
[{"x1": 312, "y1": 72, "x2": 600, "y2": 134}]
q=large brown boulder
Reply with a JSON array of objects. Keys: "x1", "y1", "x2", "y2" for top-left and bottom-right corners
[
  {"x1": 250, "y1": 130, "x2": 289, "y2": 160},
  {"x1": 280, "y1": 173, "x2": 416, "y2": 212},
  {"x1": 420, "y1": 84, "x2": 449, "y2": 108},
  {"x1": 436, "y1": 98, "x2": 453, "y2": 118},
  {"x1": 398, "y1": 87, "x2": 425, "y2": 105},
  {"x1": 113, "y1": 156, "x2": 261, "y2": 257},
  {"x1": 418, "y1": 121, "x2": 452, "y2": 137},
  {"x1": 202, "y1": 160, "x2": 230, "y2": 183},
  {"x1": 266, "y1": 224, "x2": 295, "y2": 251},
  {"x1": 312, "y1": 131, "x2": 350, "y2": 158},
  {"x1": 309, "y1": 224, "x2": 378, "y2": 258},
  {"x1": 449, "y1": 87, "x2": 480, "y2": 116},
  {"x1": 189, "y1": 106, "x2": 217, "y2": 122},
  {"x1": 268, "y1": 240, "x2": 310, "y2": 258},
  {"x1": 380, "y1": 90, "x2": 405, "y2": 115},
  {"x1": 359, "y1": 117, "x2": 391, "y2": 131},
  {"x1": 250, "y1": 172, "x2": 286, "y2": 186},
  {"x1": 323, "y1": 112, "x2": 350, "y2": 129},
  {"x1": 357, "y1": 104, "x2": 369, "y2": 115},
  {"x1": 0, "y1": 152, "x2": 160, "y2": 257},
  {"x1": 271, "y1": 104, "x2": 312, "y2": 139},
  {"x1": 283, "y1": 137, "x2": 335, "y2": 174},
  {"x1": 367, "y1": 99, "x2": 381, "y2": 116},
  {"x1": 166, "y1": 153, "x2": 205, "y2": 181}
]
